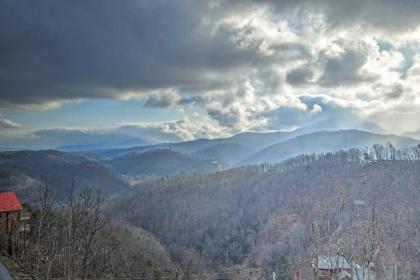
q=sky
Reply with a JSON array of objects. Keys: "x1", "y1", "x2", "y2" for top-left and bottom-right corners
[{"x1": 1, "y1": 0, "x2": 420, "y2": 148}]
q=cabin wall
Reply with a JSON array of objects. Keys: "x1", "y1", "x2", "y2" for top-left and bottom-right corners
[{"x1": 0, "y1": 211, "x2": 20, "y2": 255}]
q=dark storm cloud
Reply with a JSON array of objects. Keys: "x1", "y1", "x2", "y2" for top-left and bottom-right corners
[
  {"x1": 268, "y1": 43, "x2": 312, "y2": 62},
  {"x1": 0, "y1": 0, "x2": 256, "y2": 107},
  {"x1": 143, "y1": 91, "x2": 181, "y2": 108},
  {"x1": 2, "y1": 0, "x2": 420, "y2": 135},
  {"x1": 321, "y1": 0, "x2": 420, "y2": 31},
  {"x1": 208, "y1": 107, "x2": 241, "y2": 129},
  {"x1": 3, "y1": 0, "x2": 419, "y2": 108},
  {"x1": 286, "y1": 67, "x2": 313, "y2": 85},
  {"x1": 319, "y1": 49, "x2": 375, "y2": 87}
]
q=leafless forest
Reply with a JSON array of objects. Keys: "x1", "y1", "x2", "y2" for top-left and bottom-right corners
[{"x1": 9, "y1": 144, "x2": 419, "y2": 279}]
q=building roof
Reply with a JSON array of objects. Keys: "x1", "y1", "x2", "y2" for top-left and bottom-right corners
[
  {"x1": 317, "y1": 255, "x2": 351, "y2": 270},
  {"x1": 0, "y1": 192, "x2": 22, "y2": 213}
]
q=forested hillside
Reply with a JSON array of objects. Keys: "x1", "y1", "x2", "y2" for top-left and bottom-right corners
[
  {"x1": 0, "y1": 150, "x2": 129, "y2": 200},
  {"x1": 108, "y1": 145, "x2": 420, "y2": 279},
  {"x1": 193, "y1": 143, "x2": 252, "y2": 165},
  {"x1": 12, "y1": 185, "x2": 179, "y2": 279},
  {"x1": 108, "y1": 149, "x2": 219, "y2": 177},
  {"x1": 2, "y1": 144, "x2": 419, "y2": 279}
]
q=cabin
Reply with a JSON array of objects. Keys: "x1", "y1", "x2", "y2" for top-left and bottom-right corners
[
  {"x1": 0, "y1": 192, "x2": 23, "y2": 255},
  {"x1": 314, "y1": 255, "x2": 375, "y2": 280},
  {"x1": 316, "y1": 255, "x2": 351, "y2": 280}
]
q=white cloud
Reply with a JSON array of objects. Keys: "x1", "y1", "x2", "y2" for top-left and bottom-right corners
[
  {"x1": 0, "y1": 114, "x2": 22, "y2": 129},
  {"x1": 311, "y1": 104, "x2": 323, "y2": 114}
]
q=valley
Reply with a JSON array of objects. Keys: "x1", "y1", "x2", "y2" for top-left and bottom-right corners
[{"x1": 0, "y1": 129, "x2": 419, "y2": 279}]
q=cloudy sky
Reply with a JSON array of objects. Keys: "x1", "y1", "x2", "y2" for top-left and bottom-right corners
[{"x1": 1, "y1": 0, "x2": 420, "y2": 147}]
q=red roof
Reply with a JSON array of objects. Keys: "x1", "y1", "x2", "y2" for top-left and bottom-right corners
[{"x1": 0, "y1": 192, "x2": 22, "y2": 213}]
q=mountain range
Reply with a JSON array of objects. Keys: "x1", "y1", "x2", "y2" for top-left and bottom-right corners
[
  {"x1": 87, "y1": 129, "x2": 419, "y2": 166},
  {"x1": 0, "y1": 129, "x2": 418, "y2": 202}
]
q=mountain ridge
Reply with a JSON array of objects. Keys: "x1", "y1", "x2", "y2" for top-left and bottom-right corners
[
  {"x1": 242, "y1": 129, "x2": 419, "y2": 165},
  {"x1": 0, "y1": 150, "x2": 130, "y2": 201},
  {"x1": 108, "y1": 149, "x2": 219, "y2": 177}
]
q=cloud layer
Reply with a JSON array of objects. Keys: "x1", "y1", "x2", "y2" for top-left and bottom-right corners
[
  {"x1": 0, "y1": 114, "x2": 22, "y2": 129},
  {"x1": 1, "y1": 0, "x2": 420, "y2": 136}
]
